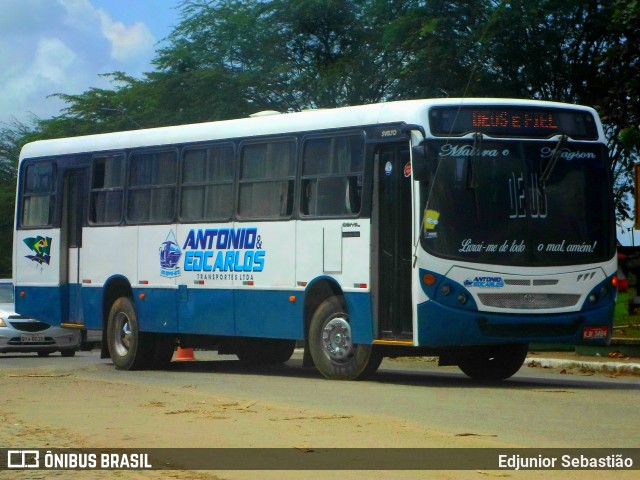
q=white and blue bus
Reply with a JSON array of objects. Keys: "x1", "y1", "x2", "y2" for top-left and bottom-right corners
[{"x1": 13, "y1": 99, "x2": 616, "y2": 380}]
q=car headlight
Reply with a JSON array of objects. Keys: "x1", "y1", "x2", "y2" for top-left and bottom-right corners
[{"x1": 0, "y1": 317, "x2": 6, "y2": 327}]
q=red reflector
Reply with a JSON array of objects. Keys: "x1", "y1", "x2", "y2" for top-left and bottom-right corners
[
  {"x1": 244, "y1": 281, "x2": 254, "y2": 286},
  {"x1": 194, "y1": 280, "x2": 204, "y2": 285},
  {"x1": 423, "y1": 273, "x2": 436, "y2": 286},
  {"x1": 583, "y1": 326, "x2": 609, "y2": 340},
  {"x1": 82, "y1": 279, "x2": 92, "y2": 284},
  {"x1": 140, "y1": 280, "x2": 149, "y2": 285},
  {"x1": 354, "y1": 283, "x2": 367, "y2": 289},
  {"x1": 611, "y1": 276, "x2": 618, "y2": 288}
]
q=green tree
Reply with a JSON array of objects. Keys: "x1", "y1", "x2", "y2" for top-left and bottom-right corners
[
  {"x1": 596, "y1": 0, "x2": 640, "y2": 222},
  {"x1": 24, "y1": 0, "x2": 640, "y2": 227},
  {"x1": 0, "y1": 118, "x2": 44, "y2": 277},
  {"x1": 154, "y1": 0, "x2": 415, "y2": 110}
]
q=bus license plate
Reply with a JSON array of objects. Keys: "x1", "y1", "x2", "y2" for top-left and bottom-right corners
[
  {"x1": 21, "y1": 334, "x2": 45, "y2": 343},
  {"x1": 583, "y1": 326, "x2": 608, "y2": 340}
]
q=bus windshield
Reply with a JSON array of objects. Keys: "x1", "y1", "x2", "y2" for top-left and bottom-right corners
[{"x1": 421, "y1": 139, "x2": 615, "y2": 266}]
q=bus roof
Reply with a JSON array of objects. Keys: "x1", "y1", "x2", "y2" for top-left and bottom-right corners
[{"x1": 18, "y1": 98, "x2": 603, "y2": 161}]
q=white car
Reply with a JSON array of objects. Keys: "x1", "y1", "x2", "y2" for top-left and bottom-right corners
[{"x1": 0, "y1": 279, "x2": 79, "y2": 357}]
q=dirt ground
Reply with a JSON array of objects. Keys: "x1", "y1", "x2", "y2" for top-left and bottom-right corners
[{"x1": 0, "y1": 355, "x2": 637, "y2": 480}]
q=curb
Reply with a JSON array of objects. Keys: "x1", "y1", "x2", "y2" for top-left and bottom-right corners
[
  {"x1": 531, "y1": 339, "x2": 640, "y2": 359},
  {"x1": 525, "y1": 356, "x2": 640, "y2": 376}
]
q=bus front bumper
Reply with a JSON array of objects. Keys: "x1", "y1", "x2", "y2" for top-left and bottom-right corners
[{"x1": 416, "y1": 299, "x2": 614, "y2": 348}]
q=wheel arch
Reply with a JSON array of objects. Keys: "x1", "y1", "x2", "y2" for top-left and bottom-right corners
[{"x1": 303, "y1": 277, "x2": 345, "y2": 338}]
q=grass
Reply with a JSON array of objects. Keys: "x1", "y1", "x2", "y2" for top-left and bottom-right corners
[{"x1": 613, "y1": 290, "x2": 640, "y2": 339}]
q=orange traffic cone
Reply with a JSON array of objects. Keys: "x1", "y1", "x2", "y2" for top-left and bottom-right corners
[{"x1": 175, "y1": 346, "x2": 195, "y2": 361}]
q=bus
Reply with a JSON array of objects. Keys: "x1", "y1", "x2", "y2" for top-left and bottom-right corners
[{"x1": 13, "y1": 98, "x2": 616, "y2": 380}]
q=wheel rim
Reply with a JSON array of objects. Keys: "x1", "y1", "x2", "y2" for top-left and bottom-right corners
[
  {"x1": 113, "y1": 312, "x2": 133, "y2": 357},
  {"x1": 321, "y1": 316, "x2": 354, "y2": 363}
]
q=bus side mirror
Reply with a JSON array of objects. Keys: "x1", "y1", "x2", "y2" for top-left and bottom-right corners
[{"x1": 412, "y1": 145, "x2": 428, "y2": 181}]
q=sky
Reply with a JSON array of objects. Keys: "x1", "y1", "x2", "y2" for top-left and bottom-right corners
[
  {"x1": 0, "y1": 0, "x2": 182, "y2": 126},
  {"x1": 0, "y1": 0, "x2": 634, "y2": 245}
]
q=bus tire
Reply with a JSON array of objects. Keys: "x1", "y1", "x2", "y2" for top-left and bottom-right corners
[
  {"x1": 308, "y1": 297, "x2": 382, "y2": 380},
  {"x1": 236, "y1": 338, "x2": 296, "y2": 365},
  {"x1": 106, "y1": 296, "x2": 150, "y2": 370},
  {"x1": 457, "y1": 343, "x2": 529, "y2": 381},
  {"x1": 148, "y1": 334, "x2": 176, "y2": 369}
]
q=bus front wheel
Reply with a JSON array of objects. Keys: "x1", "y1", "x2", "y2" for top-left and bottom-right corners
[
  {"x1": 308, "y1": 297, "x2": 382, "y2": 380},
  {"x1": 457, "y1": 344, "x2": 529, "y2": 381},
  {"x1": 106, "y1": 297, "x2": 150, "y2": 370}
]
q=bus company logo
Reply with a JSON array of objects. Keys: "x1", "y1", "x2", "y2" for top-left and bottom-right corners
[
  {"x1": 23, "y1": 236, "x2": 52, "y2": 266},
  {"x1": 464, "y1": 276, "x2": 505, "y2": 288},
  {"x1": 159, "y1": 231, "x2": 182, "y2": 278},
  {"x1": 182, "y1": 227, "x2": 265, "y2": 273}
]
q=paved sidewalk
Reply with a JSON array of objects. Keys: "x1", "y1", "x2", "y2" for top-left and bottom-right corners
[{"x1": 526, "y1": 350, "x2": 640, "y2": 376}]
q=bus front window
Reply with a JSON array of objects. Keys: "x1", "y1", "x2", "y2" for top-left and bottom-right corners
[{"x1": 421, "y1": 139, "x2": 614, "y2": 267}]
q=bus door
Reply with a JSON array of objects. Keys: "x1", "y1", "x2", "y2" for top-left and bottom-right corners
[
  {"x1": 62, "y1": 168, "x2": 87, "y2": 325},
  {"x1": 375, "y1": 144, "x2": 413, "y2": 339}
]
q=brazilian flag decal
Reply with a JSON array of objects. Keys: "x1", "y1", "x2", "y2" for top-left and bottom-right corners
[{"x1": 24, "y1": 236, "x2": 52, "y2": 265}]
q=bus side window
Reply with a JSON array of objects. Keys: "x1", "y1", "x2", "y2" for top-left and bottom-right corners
[
  {"x1": 22, "y1": 161, "x2": 55, "y2": 227},
  {"x1": 301, "y1": 134, "x2": 364, "y2": 217},
  {"x1": 90, "y1": 154, "x2": 125, "y2": 224},
  {"x1": 181, "y1": 145, "x2": 234, "y2": 222},
  {"x1": 238, "y1": 140, "x2": 296, "y2": 219},
  {"x1": 127, "y1": 150, "x2": 177, "y2": 224}
]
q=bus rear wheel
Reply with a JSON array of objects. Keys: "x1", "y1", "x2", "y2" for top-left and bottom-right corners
[
  {"x1": 457, "y1": 343, "x2": 528, "y2": 381},
  {"x1": 236, "y1": 338, "x2": 296, "y2": 365},
  {"x1": 308, "y1": 297, "x2": 382, "y2": 380},
  {"x1": 106, "y1": 296, "x2": 150, "y2": 370},
  {"x1": 148, "y1": 334, "x2": 176, "y2": 369}
]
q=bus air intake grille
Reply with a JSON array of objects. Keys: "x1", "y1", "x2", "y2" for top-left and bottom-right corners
[{"x1": 477, "y1": 293, "x2": 580, "y2": 309}]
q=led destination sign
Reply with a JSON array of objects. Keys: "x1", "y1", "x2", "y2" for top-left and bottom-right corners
[{"x1": 429, "y1": 106, "x2": 598, "y2": 140}]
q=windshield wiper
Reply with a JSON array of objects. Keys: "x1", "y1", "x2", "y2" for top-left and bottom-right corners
[
  {"x1": 467, "y1": 132, "x2": 482, "y2": 189},
  {"x1": 539, "y1": 134, "x2": 568, "y2": 189}
]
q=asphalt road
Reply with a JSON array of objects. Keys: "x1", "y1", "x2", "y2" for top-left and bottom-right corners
[
  {"x1": 0, "y1": 350, "x2": 638, "y2": 480},
  {"x1": 2, "y1": 349, "x2": 638, "y2": 447}
]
